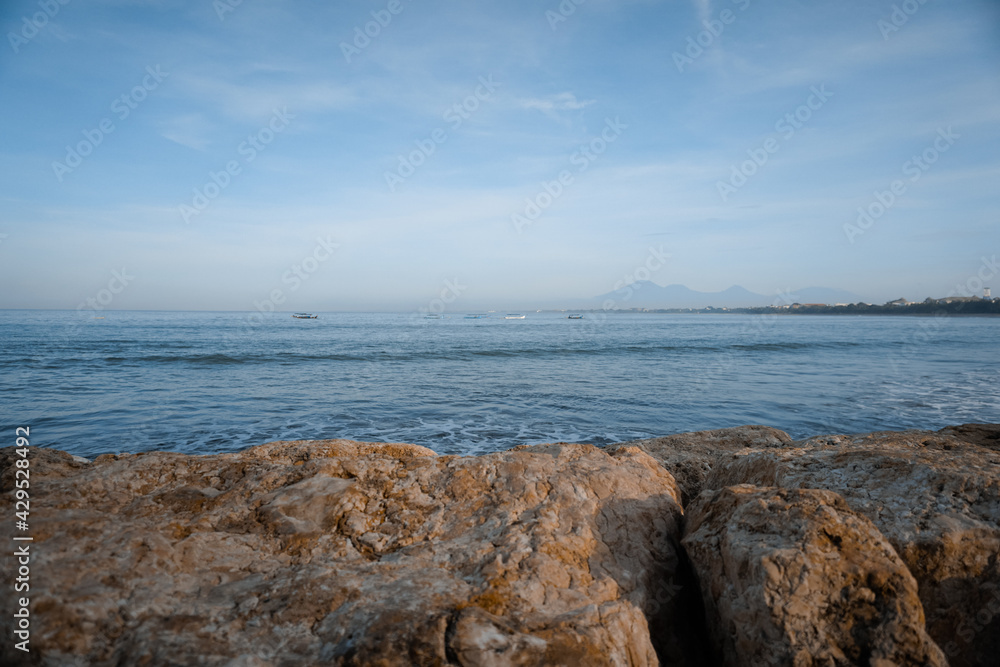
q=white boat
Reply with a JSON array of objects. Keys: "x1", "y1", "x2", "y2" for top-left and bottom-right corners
[{"x1": 504, "y1": 314, "x2": 525, "y2": 319}]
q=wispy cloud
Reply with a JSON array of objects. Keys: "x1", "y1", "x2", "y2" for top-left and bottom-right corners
[
  {"x1": 518, "y1": 92, "x2": 595, "y2": 122},
  {"x1": 173, "y1": 75, "x2": 356, "y2": 123},
  {"x1": 159, "y1": 113, "x2": 214, "y2": 151},
  {"x1": 1, "y1": 0, "x2": 998, "y2": 309},
  {"x1": 694, "y1": 0, "x2": 712, "y2": 24}
]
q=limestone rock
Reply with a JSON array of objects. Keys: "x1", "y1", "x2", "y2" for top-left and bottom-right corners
[
  {"x1": 6, "y1": 424, "x2": 997, "y2": 666},
  {"x1": 939, "y1": 422, "x2": 1000, "y2": 450},
  {"x1": 609, "y1": 425, "x2": 793, "y2": 504},
  {"x1": 682, "y1": 485, "x2": 947, "y2": 667},
  {"x1": 0, "y1": 439, "x2": 689, "y2": 666},
  {"x1": 704, "y1": 426, "x2": 1000, "y2": 667}
]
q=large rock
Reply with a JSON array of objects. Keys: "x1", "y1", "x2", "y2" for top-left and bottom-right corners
[
  {"x1": 0, "y1": 439, "x2": 691, "y2": 666},
  {"x1": 682, "y1": 485, "x2": 947, "y2": 667},
  {"x1": 703, "y1": 425, "x2": 1000, "y2": 667},
  {"x1": 609, "y1": 425, "x2": 793, "y2": 504},
  {"x1": 5, "y1": 424, "x2": 998, "y2": 666}
]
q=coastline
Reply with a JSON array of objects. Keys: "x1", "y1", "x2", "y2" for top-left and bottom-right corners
[
  {"x1": 3, "y1": 424, "x2": 998, "y2": 666},
  {"x1": 552, "y1": 306, "x2": 1000, "y2": 317}
]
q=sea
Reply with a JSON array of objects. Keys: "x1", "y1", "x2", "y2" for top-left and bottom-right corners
[{"x1": 2, "y1": 310, "x2": 997, "y2": 458}]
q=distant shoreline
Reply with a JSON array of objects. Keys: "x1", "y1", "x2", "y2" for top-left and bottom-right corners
[
  {"x1": 559, "y1": 309, "x2": 1000, "y2": 317},
  {"x1": 2, "y1": 305, "x2": 998, "y2": 317},
  {"x1": 557, "y1": 300, "x2": 1000, "y2": 317}
]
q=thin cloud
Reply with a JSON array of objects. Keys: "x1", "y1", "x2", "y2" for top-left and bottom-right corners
[
  {"x1": 159, "y1": 113, "x2": 214, "y2": 151},
  {"x1": 694, "y1": 0, "x2": 712, "y2": 24},
  {"x1": 173, "y1": 74, "x2": 356, "y2": 123},
  {"x1": 519, "y1": 92, "x2": 595, "y2": 122}
]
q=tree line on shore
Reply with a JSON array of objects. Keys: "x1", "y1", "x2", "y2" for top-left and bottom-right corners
[{"x1": 645, "y1": 299, "x2": 1000, "y2": 315}]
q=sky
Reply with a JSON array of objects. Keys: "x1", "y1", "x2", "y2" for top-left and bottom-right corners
[{"x1": 1, "y1": 0, "x2": 999, "y2": 312}]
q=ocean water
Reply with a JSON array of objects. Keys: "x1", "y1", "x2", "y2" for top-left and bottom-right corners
[{"x1": 1, "y1": 310, "x2": 997, "y2": 458}]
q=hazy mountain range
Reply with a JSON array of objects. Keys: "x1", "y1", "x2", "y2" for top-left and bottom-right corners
[{"x1": 570, "y1": 282, "x2": 864, "y2": 310}]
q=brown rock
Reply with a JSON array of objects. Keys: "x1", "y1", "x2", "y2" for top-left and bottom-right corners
[
  {"x1": 7, "y1": 424, "x2": 994, "y2": 666},
  {"x1": 704, "y1": 427, "x2": 1000, "y2": 667},
  {"x1": 0, "y1": 440, "x2": 689, "y2": 666},
  {"x1": 939, "y1": 422, "x2": 1000, "y2": 450},
  {"x1": 608, "y1": 425, "x2": 793, "y2": 504},
  {"x1": 682, "y1": 485, "x2": 947, "y2": 667}
]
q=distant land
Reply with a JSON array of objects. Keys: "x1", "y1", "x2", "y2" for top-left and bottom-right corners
[
  {"x1": 536, "y1": 282, "x2": 998, "y2": 316},
  {"x1": 566, "y1": 282, "x2": 864, "y2": 310},
  {"x1": 503, "y1": 282, "x2": 999, "y2": 315}
]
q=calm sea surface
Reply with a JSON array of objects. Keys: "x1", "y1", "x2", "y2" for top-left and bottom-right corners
[{"x1": 2, "y1": 310, "x2": 997, "y2": 458}]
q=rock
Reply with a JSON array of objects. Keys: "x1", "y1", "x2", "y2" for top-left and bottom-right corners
[
  {"x1": 939, "y1": 422, "x2": 1000, "y2": 450},
  {"x1": 704, "y1": 427, "x2": 1000, "y2": 667},
  {"x1": 682, "y1": 485, "x2": 947, "y2": 667},
  {"x1": 6, "y1": 425, "x2": 997, "y2": 666},
  {"x1": 608, "y1": 425, "x2": 793, "y2": 504},
  {"x1": 0, "y1": 439, "x2": 690, "y2": 666}
]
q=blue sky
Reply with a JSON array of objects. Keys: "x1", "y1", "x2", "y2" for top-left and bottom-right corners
[{"x1": 1, "y1": 0, "x2": 999, "y2": 311}]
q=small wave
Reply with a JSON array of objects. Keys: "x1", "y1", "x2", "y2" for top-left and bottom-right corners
[
  {"x1": 102, "y1": 353, "x2": 254, "y2": 365},
  {"x1": 101, "y1": 352, "x2": 372, "y2": 365},
  {"x1": 91, "y1": 341, "x2": 870, "y2": 366},
  {"x1": 730, "y1": 341, "x2": 863, "y2": 352}
]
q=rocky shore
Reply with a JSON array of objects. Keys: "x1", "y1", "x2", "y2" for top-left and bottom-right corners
[{"x1": 2, "y1": 425, "x2": 998, "y2": 666}]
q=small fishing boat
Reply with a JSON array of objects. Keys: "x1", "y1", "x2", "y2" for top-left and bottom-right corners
[
  {"x1": 567, "y1": 314, "x2": 584, "y2": 319},
  {"x1": 464, "y1": 314, "x2": 487, "y2": 319},
  {"x1": 292, "y1": 313, "x2": 318, "y2": 319},
  {"x1": 504, "y1": 314, "x2": 525, "y2": 320}
]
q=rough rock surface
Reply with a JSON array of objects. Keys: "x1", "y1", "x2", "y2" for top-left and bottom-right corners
[
  {"x1": 4, "y1": 424, "x2": 998, "y2": 666},
  {"x1": 610, "y1": 425, "x2": 793, "y2": 505},
  {"x1": 682, "y1": 485, "x2": 947, "y2": 666},
  {"x1": 697, "y1": 424, "x2": 1000, "y2": 667},
  {"x1": 0, "y1": 439, "x2": 692, "y2": 666}
]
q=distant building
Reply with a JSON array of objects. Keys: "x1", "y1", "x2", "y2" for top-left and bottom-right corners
[
  {"x1": 938, "y1": 295, "x2": 980, "y2": 304},
  {"x1": 986, "y1": 287, "x2": 992, "y2": 299},
  {"x1": 886, "y1": 298, "x2": 910, "y2": 306}
]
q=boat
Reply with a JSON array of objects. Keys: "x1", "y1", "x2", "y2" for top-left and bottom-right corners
[
  {"x1": 464, "y1": 314, "x2": 487, "y2": 319},
  {"x1": 504, "y1": 314, "x2": 525, "y2": 319},
  {"x1": 424, "y1": 314, "x2": 442, "y2": 319},
  {"x1": 292, "y1": 313, "x2": 318, "y2": 319},
  {"x1": 567, "y1": 314, "x2": 584, "y2": 319}
]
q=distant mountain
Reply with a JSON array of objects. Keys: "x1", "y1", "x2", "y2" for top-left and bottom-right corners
[
  {"x1": 586, "y1": 282, "x2": 863, "y2": 310},
  {"x1": 589, "y1": 282, "x2": 767, "y2": 309}
]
